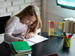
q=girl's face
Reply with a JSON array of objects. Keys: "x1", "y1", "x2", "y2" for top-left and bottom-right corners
[{"x1": 21, "y1": 15, "x2": 36, "y2": 25}]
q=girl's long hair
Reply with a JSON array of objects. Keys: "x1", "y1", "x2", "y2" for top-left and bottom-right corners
[{"x1": 5, "y1": 5, "x2": 42, "y2": 33}]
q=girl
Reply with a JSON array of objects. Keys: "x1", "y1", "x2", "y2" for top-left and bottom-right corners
[{"x1": 4, "y1": 5, "x2": 42, "y2": 43}]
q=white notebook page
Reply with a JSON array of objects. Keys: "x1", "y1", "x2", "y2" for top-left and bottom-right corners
[{"x1": 26, "y1": 35, "x2": 48, "y2": 46}]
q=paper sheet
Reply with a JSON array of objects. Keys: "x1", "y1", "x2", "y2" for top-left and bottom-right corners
[
  {"x1": 26, "y1": 35, "x2": 48, "y2": 46},
  {"x1": 27, "y1": 41, "x2": 35, "y2": 46}
]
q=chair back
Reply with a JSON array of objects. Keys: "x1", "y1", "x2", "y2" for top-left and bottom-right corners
[{"x1": 0, "y1": 16, "x2": 11, "y2": 34}]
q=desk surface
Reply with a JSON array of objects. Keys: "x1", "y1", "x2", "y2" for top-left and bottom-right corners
[{"x1": 0, "y1": 32, "x2": 75, "y2": 56}]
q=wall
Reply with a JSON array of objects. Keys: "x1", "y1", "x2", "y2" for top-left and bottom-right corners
[
  {"x1": 44, "y1": 0, "x2": 75, "y2": 32},
  {"x1": 0, "y1": 0, "x2": 41, "y2": 17}
]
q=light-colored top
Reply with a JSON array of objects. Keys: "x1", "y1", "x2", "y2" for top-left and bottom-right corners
[
  {"x1": 4, "y1": 16, "x2": 28, "y2": 43},
  {"x1": 4, "y1": 16, "x2": 41, "y2": 44}
]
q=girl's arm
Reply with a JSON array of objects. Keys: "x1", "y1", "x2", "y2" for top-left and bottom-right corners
[{"x1": 4, "y1": 17, "x2": 23, "y2": 43}]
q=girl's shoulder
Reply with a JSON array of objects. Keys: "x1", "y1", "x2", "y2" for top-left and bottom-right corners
[
  {"x1": 9, "y1": 16, "x2": 19, "y2": 22},
  {"x1": 7, "y1": 16, "x2": 20, "y2": 24},
  {"x1": 11, "y1": 16, "x2": 19, "y2": 21}
]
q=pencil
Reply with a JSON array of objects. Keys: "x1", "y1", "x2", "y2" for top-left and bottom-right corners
[
  {"x1": 62, "y1": 33, "x2": 69, "y2": 46},
  {"x1": 22, "y1": 36, "x2": 26, "y2": 41}
]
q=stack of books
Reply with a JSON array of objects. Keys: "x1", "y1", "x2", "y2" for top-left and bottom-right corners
[{"x1": 9, "y1": 41, "x2": 32, "y2": 56}]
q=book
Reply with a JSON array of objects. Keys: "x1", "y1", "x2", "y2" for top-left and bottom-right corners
[
  {"x1": 10, "y1": 48, "x2": 32, "y2": 56},
  {"x1": 26, "y1": 35, "x2": 48, "y2": 46},
  {"x1": 11, "y1": 41, "x2": 32, "y2": 54},
  {"x1": 9, "y1": 44, "x2": 32, "y2": 56}
]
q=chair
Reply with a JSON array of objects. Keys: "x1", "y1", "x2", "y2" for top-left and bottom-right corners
[
  {"x1": 48, "y1": 21, "x2": 65, "y2": 37},
  {"x1": 0, "y1": 15, "x2": 11, "y2": 34},
  {"x1": 0, "y1": 15, "x2": 11, "y2": 44}
]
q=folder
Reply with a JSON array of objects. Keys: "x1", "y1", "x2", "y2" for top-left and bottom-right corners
[{"x1": 11, "y1": 41, "x2": 32, "y2": 54}]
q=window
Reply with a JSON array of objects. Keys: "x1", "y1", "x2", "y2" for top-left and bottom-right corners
[{"x1": 56, "y1": 0, "x2": 75, "y2": 9}]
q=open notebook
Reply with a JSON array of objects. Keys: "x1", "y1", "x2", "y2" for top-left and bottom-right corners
[
  {"x1": 0, "y1": 33, "x2": 48, "y2": 46},
  {"x1": 25, "y1": 35, "x2": 48, "y2": 46}
]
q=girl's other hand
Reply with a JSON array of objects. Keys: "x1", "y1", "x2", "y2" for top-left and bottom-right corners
[{"x1": 24, "y1": 33, "x2": 32, "y2": 39}]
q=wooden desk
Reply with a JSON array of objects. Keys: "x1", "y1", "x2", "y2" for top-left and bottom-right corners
[{"x1": 0, "y1": 32, "x2": 75, "y2": 56}]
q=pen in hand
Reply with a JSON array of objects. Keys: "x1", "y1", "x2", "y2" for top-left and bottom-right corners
[
  {"x1": 22, "y1": 36, "x2": 28, "y2": 43},
  {"x1": 22, "y1": 36, "x2": 26, "y2": 40},
  {"x1": 18, "y1": 36, "x2": 26, "y2": 41}
]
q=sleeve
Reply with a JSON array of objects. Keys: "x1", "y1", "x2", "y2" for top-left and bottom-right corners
[{"x1": 4, "y1": 17, "x2": 21, "y2": 42}]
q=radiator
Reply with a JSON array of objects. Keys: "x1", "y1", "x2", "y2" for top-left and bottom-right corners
[{"x1": 64, "y1": 18, "x2": 75, "y2": 34}]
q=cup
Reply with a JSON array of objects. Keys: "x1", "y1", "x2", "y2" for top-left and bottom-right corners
[{"x1": 63, "y1": 38, "x2": 71, "y2": 47}]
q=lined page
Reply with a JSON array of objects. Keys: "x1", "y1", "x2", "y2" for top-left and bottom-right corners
[
  {"x1": 26, "y1": 35, "x2": 48, "y2": 44},
  {"x1": 27, "y1": 41, "x2": 35, "y2": 46}
]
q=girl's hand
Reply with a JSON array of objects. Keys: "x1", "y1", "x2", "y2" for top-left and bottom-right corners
[
  {"x1": 18, "y1": 39, "x2": 25, "y2": 41},
  {"x1": 24, "y1": 33, "x2": 32, "y2": 39}
]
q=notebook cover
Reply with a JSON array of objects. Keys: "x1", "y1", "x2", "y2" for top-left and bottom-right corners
[{"x1": 11, "y1": 41, "x2": 32, "y2": 53}]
